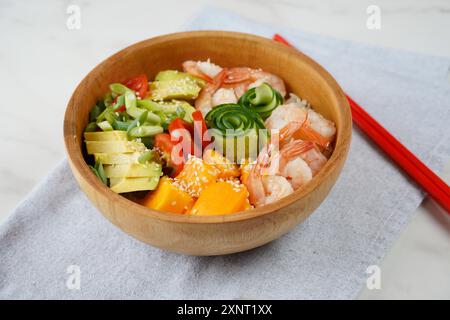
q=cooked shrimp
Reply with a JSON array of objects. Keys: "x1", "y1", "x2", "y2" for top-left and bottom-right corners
[
  {"x1": 182, "y1": 60, "x2": 223, "y2": 82},
  {"x1": 245, "y1": 172, "x2": 267, "y2": 207},
  {"x1": 185, "y1": 60, "x2": 288, "y2": 116},
  {"x1": 285, "y1": 93, "x2": 310, "y2": 107},
  {"x1": 231, "y1": 82, "x2": 252, "y2": 98},
  {"x1": 244, "y1": 143, "x2": 291, "y2": 206},
  {"x1": 244, "y1": 144, "x2": 284, "y2": 207},
  {"x1": 261, "y1": 176, "x2": 294, "y2": 205},
  {"x1": 223, "y1": 67, "x2": 286, "y2": 98},
  {"x1": 278, "y1": 140, "x2": 315, "y2": 189},
  {"x1": 223, "y1": 67, "x2": 253, "y2": 84},
  {"x1": 265, "y1": 104, "x2": 307, "y2": 131},
  {"x1": 194, "y1": 69, "x2": 227, "y2": 116},
  {"x1": 280, "y1": 139, "x2": 327, "y2": 176},
  {"x1": 266, "y1": 103, "x2": 336, "y2": 149},
  {"x1": 196, "y1": 59, "x2": 223, "y2": 78},
  {"x1": 280, "y1": 157, "x2": 312, "y2": 189},
  {"x1": 211, "y1": 88, "x2": 237, "y2": 106},
  {"x1": 245, "y1": 166, "x2": 293, "y2": 207},
  {"x1": 245, "y1": 139, "x2": 327, "y2": 206}
]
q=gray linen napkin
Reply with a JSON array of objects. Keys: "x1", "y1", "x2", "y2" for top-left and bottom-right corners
[{"x1": 1, "y1": 8, "x2": 449, "y2": 299}]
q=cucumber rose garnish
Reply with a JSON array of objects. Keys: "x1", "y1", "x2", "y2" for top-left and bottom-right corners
[
  {"x1": 205, "y1": 103, "x2": 266, "y2": 162},
  {"x1": 238, "y1": 83, "x2": 283, "y2": 120}
]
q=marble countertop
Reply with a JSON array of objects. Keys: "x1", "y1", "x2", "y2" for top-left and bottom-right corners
[{"x1": 1, "y1": 0, "x2": 449, "y2": 299}]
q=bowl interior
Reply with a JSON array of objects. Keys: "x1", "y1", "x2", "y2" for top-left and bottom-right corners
[{"x1": 64, "y1": 31, "x2": 351, "y2": 223}]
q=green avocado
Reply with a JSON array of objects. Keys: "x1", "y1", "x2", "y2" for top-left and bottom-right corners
[
  {"x1": 167, "y1": 100, "x2": 196, "y2": 122},
  {"x1": 84, "y1": 130, "x2": 128, "y2": 142},
  {"x1": 149, "y1": 78, "x2": 201, "y2": 101},
  {"x1": 155, "y1": 70, "x2": 206, "y2": 87},
  {"x1": 94, "y1": 152, "x2": 143, "y2": 165},
  {"x1": 103, "y1": 162, "x2": 162, "y2": 178},
  {"x1": 85, "y1": 141, "x2": 146, "y2": 154},
  {"x1": 110, "y1": 176, "x2": 160, "y2": 193}
]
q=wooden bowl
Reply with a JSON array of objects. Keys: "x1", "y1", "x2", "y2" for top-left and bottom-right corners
[{"x1": 64, "y1": 31, "x2": 352, "y2": 255}]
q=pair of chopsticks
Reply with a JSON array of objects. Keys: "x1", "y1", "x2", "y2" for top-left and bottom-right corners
[{"x1": 273, "y1": 34, "x2": 450, "y2": 214}]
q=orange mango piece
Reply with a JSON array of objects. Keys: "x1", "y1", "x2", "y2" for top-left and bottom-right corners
[
  {"x1": 203, "y1": 149, "x2": 240, "y2": 179},
  {"x1": 175, "y1": 156, "x2": 219, "y2": 197},
  {"x1": 142, "y1": 176, "x2": 194, "y2": 214},
  {"x1": 190, "y1": 180, "x2": 250, "y2": 216},
  {"x1": 239, "y1": 159, "x2": 253, "y2": 185}
]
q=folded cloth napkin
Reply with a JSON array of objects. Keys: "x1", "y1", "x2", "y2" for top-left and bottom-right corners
[{"x1": 1, "y1": 7, "x2": 449, "y2": 300}]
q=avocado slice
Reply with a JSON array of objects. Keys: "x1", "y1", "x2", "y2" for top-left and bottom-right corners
[
  {"x1": 110, "y1": 176, "x2": 160, "y2": 193},
  {"x1": 85, "y1": 141, "x2": 146, "y2": 154},
  {"x1": 155, "y1": 70, "x2": 206, "y2": 87},
  {"x1": 149, "y1": 78, "x2": 201, "y2": 101},
  {"x1": 169, "y1": 100, "x2": 196, "y2": 122},
  {"x1": 103, "y1": 163, "x2": 162, "y2": 178},
  {"x1": 94, "y1": 152, "x2": 143, "y2": 165},
  {"x1": 84, "y1": 130, "x2": 128, "y2": 142}
]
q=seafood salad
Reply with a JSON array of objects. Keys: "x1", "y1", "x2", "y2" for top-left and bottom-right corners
[{"x1": 83, "y1": 59, "x2": 336, "y2": 215}]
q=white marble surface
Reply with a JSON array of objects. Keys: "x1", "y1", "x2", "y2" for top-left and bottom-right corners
[{"x1": 0, "y1": 0, "x2": 449, "y2": 299}]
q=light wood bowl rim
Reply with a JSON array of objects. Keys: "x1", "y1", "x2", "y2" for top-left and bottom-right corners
[{"x1": 64, "y1": 30, "x2": 352, "y2": 225}]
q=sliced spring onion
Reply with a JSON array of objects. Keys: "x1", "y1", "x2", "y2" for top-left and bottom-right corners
[
  {"x1": 112, "y1": 119, "x2": 131, "y2": 131},
  {"x1": 89, "y1": 165, "x2": 101, "y2": 179},
  {"x1": 85, "y1": 122, "x2": 98, "y2": 132},
  {"x1": 103, "y1": 93, "x2": 114, "y2": 107},
  {"x1": 128, "y1": 125, "x2": 163, "y2": 138},
  {"x1": 90, "y1": 161, "x2": 108, "y2": 186},
  {"x1": 104, "y1": 110, "x2": 119, "y2": 124},
  {"x1": 137, "y1": 99, "x2": 168, "y2": 112},
  {"x1": 127, "y1": 111, "x2": 148, "y2": 136},
  {"x1": 96, "y1": 162, "x2": 107, "y2": 185},
  {"x1": 147, "y1": 112, "x2": 162, "y2": 124},
  {"x1": 124, "y1": 90, "x2": 137, "y2": 110},
  {"x1": 126, "y1": 106, "x2": 144, "y2": 119},
  {"x1": 96, "y1": 106, "x2": 112, "y2": 123},
  {"x1": 110, "y1": 83, "x2": 131, "y2": 95},
  {"x1": 138, "y1": 150, "x2": 156, "y2": 164},
  {"x1": 89, "y1": 101, "x2": 106, "y2": 122},
  {"x1": 97, "y1": 120, "x2": 113, "y2": 131},
  {"x1": 112, "y1": 95, "x2": 125, "y2": 111},
  {"x1": 126, "y1": 107, "x2": 161, "y2": 125}
]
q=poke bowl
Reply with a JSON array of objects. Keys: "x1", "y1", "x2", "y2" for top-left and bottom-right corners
[{"x1": 63, "y1": 31, "x2": 352, "y2": 255}]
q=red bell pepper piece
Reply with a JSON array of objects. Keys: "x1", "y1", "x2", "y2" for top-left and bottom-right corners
[
  {"x1": 168, "y1": 118, "x2": 194, "y2": 157},
  {"x1": 123, "y1": 74, "x2": 148, "y2": 98},
  {"x1": 112, "y1": 96, "x2": 126, "y2": 112},
  {"x1": 192, "y1": 111, "x2": 210, "y2": 152},
  {"x1": 154, "y1": 133, "x2": 184, "y2": 177}
]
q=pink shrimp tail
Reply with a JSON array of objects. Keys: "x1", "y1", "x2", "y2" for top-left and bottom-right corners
[
  {"x1": 279, "y1": 116, "x2": 330, "y2": 149},
  {"x1": 297, "y1": 126, "x2": 331, "y2": 149},
  {"x1": 194, "y1": 69, "x2": 227, "y2": 111},
  {"x1": 182, "y1": 60, "x2": 213, "y2": 82},
  {"x1": 281, "y1": 140, "x2": 315, "y2": 159},
  {"x1": 223, "y1": 67, "x2": 252, "y2": 84},
  {"x1": 279, "y1": 121, "x2": 303, "y2": 144},
  {"x1": 245, "y1": 172, "x2": 266, "y2": 208}
]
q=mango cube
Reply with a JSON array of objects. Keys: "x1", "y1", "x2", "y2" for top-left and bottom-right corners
[
  {"x1": 175, "y1": 156, "x2": 219, "y2": 197},
  {"x1": 142, "y1": 177, "x2": 194, "y2": 214},
  {"x1": 190, "y1": 180, "x2": 250, "y2": 216}
]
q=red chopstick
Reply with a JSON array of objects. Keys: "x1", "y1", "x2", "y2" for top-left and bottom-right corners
[{"x1": 273, "y1": 33, "x2": 450, "y2": 213}]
